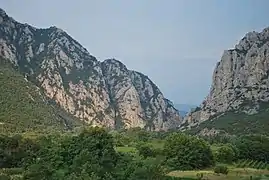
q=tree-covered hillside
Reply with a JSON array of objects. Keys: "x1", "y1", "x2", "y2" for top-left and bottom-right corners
[
  {"x1": 187, "y1": 102, "x2": 269, "y2": 136},
  {"x1": 0, "y1": 59, "x2": 81, "y2": 134}
]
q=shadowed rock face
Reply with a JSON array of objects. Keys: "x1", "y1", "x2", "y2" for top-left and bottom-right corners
[
  {"x1": 0, "y1": 8, "x2": 181, "y2": 131},
  {"x1": 184, "y1": 27, "x2": 269, "y2": 128}
]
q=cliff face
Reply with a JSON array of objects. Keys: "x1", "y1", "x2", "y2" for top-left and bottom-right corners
[
  {"x1": 0, "y1": 8, "x2": 181, "y2": 130},
  {"x1": 184, "y1": 27, "x2": 269, "y2": 128}
]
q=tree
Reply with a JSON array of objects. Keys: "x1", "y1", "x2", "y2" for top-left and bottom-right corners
[
  {"x1": 214, "y1": 165, "x2": 228, "y2": 175},
  {"x1": 23, "y1": 127, "x2": 119, "y2": 179},
  {"x1": 234, "y1": 135, "x2": 269, "y2": 162},
  {"x1": 114, "y1": 153, "x2": 165, "y2": 180},
  {"x1": 163, "y1": 133, "x2": 214, "y2": 170},
  {"x1": 214, "y1": 144, "x2": 237, "y2": 164},
  {"x1": 136, "y1": 143, "x2": 158, "y2": 158}
]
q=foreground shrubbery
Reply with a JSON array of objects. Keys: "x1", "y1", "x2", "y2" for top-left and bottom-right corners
[
  {"x1": 0, "y1": 128, "x2": 166, "y2": 179},
  {"x1": 163, "y1": 133, "x2": 214, "y2": 170},
  {"x1": 235, "y1": 159, "x2": 269, "y2": 170},
  {"x1": 214, "y1": 165, "x2": 229, "y2": 175},
  {"x1": 213, "y1": 144, "x2": 238, "y2": 164},
  {"x1": 234, "y1": 135, "x2": 269, "y2": 162},
  {"x1": 1, "y1": 128, "x2": 269, "y2": 179}
]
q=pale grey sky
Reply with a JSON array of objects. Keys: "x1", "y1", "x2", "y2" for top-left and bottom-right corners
[{"x1": 2, "y1": 0, "x2": 269, "y2": 105}]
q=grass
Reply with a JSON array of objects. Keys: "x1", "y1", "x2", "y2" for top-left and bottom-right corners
[
  {"x1": 115, "y1": 146, "x2": 137, "y2": 154},
  {"x1": 0, "y1": 168, "x2": 23, "y2": 179},
  {"x1": 167, "y1": 168, "x2": 269, "y2": 180},
  {"x1": 149, "y1": 139, "x2": 165, "y2": 149}
]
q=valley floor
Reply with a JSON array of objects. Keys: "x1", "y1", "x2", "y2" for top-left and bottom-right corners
[{"x1": 168, "y1": 168, "x2": 269, "y2": 180}]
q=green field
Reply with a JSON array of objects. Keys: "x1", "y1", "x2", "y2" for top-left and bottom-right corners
[
  {"x1": 115, "y1": 142, "x2": 269, "y2": 180},
  {"x1": 168, "y1": 168, "x2": 269, "y2": 180},
  {"x1": 115, "y1": 146, "x2": 137, "y2": 153}
]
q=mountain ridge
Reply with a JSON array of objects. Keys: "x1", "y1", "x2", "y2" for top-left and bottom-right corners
[
  {"x1": 183, "y1": 26, "x2": 269, "y2": 135},
  {"x1": 0, "y1": 57, "x2": 83, "y2": 134},
  {"x1": 0, "y1": 8, "x2": 181, "y2": 131}
]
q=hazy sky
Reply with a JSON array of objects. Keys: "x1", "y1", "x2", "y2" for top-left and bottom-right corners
[{"x1": 2, "y1": 0, "x2": 269, "y2": 105}]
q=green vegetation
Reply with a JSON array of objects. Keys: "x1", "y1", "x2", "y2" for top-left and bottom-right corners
[
  {"x1": 0, "y1": 59, "x2": 269, "y2": 179},
  {"x1": 0, "y1": 127, "x2": 269, "y2": 179},
  {"x1": 163, "y1": 133, "x2": 214, "y2": 170},
  {"x1": 214, "y1": 165, "x2": 229, "y2": 175},
  {"x1": 0, "y1": 59, "x2": 82, "y2": 134},
  {"x1": 235, "y1": 159, "x2": 269, "y2": 170},
  {"x1": 189, "y1": 102, "x2": 269, "y2": 136},
  {"x1": 0, "y1": 128, "x2": 168, "y2": 180},
  {"x1": 168, "y1": 168, "x2": 269, "y2": 180},
  {"x1": 213, "y1": 144, "x2": 238, "y2": 164}
]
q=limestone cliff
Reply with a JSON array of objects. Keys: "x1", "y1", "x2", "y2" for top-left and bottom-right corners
[
  {"x1": 184, "y1": 27, "x2": 269, "y2": 128},
  {"x1": 0, "y1": 8, "x2": 181, "y2": 130}
]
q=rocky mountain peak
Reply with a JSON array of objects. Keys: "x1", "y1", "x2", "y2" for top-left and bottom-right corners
[
  {"x1": 0, "y1": 8, "x2": 181, "y2": 131},
  {"x1": 184, "y1": 26, "x2": 269, "y2": 128},
  {"x1": 0, "y1": 8, "x2": 8, "y2": 18}
]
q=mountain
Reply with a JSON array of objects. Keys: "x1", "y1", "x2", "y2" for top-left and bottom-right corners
[
  {"x1": 174, "y1": 104, "x2": 197, "y2": 117},
  {"x1": 0, "y1": 58, "x2": 83, "y2": 134},
  {"x1": 183, "y1": 27, "x2": 269, "y2": 135},
  {"x1": 0, "y1": 8, "x2": 181, "y2": 131}
]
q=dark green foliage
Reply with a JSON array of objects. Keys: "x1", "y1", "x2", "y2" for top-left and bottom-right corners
[
  {"x1": 0, "y1": 134, "x2": 39, "y2": 168},
  {"x1": 201, "y1": 134, "x2": 235, "y2": 145},
  {"x1": 235, "y1": 159, "x2": 269, "y2": 169},
  {"x1": 13, "y1": 127, "x2": 166, "y2": 180},
  {"x1": 0, "y1": 59, "x2": 72, "y2": 134},
  {"x1": 214, "y1": 144, "x2": 238, "y2": 164},
  {"x1": 112, "y1": 131, "x2": 133, "y2": 146},
  {"x1": 163, "y1": 133, "x2": 214, "y2": 170},
  {"x1": 214, "y1": 165, "x2": 228, "y2": 175},
  {"x1": 1, "y1": 126, "x2": 269, "y2": 179},
  {"x1": 189, "y1": 102, "x2": 269, "y2": 136},
  {"x1": 23, "y1": 127, "x2": 117, "y2": 179},
  {"x1": 234, "y1": 135, "x2": 269, "y2": 162},
  {"x1": 136, "y1": 143, "x2": 162, "y2": 158},
  {"x1": 165, "y1": 177, "x2": 197, "y2": 180},
  {"x1": 0, "y1": 174, "x2": 11, "y2": 180},
  {"x1": 196, "y1": 173, "x2": 204, "y2": 180},
  {"x1": 116, "y1": 156, "x2": 166, "y2": 180}
]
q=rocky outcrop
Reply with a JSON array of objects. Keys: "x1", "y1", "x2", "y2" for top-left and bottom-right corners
[
  {"x1": 0, "y1": 8, "x2": 181, "y2": 130},
  {"x1": 184, "y1": 27, "x2": 269, "y2": 128}
]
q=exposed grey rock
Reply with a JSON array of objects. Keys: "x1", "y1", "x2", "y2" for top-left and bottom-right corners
[
  {"x1": 0, "y1": 8, "x2": 181, "y2": 131},
  {"x1": 185, "y1": 27, "x2": 269, "y2": 127}
]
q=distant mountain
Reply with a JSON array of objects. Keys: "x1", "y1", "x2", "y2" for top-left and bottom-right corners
[
  {"x1": 184, "y1": 27, "x2": 269, "y2": 136},
  {"x1": 0, "y1": 8, "x2": 181, "y2": 132},
  {"x1": 174, "y1": 104, "x2": 197, "y2": 117}
]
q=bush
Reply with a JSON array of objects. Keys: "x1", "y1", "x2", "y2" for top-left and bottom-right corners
[
  {"x1": 136, "y1": 143, "x2": 162, "y2": 158},
  {"x1": 235, "y1": 159, "x2": 269, "y2": 169},
  {"x1": 214, "y1": 144, "x2": 237, "y2": 164},
  {"x1": 196, "y1": 173, "x2": 204, "y2": 180},
  {"x1": 234, "y1": 135, "x2": 269, "y2": 162},
  {"x1": 0, "y1": 174, "x2": 10, "y2": 180},
  {"x1": 163, "y1": 133, "x2": 214, "y2": 170},
  {"x1": 0, "y1": 168, "x2": 23, "y2": 175},
  {"x1": 214, "y1": 165, "x2": 228, "y2": 175}
]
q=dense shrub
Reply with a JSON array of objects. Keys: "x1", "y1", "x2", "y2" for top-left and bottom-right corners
[
  {"x1": 234, "y1": 135, "x2": 269, "y2": 162},
  {"x1": 0, "y1": 134, "x2": 39, "y2": 168},
  {"x1": 235, "y1": 159, "x2": 269, "y2": 169},
  {"x1": 214, "y1": 165, "x2": 228, "y2": 175},
  {"x1": 163, "y1": 133, "x2": 214, "y2": 170},
  {"x1": 214, "y1": 144, "x2": 238, "y2": 164},
  {"x1": 0, "y1": 174, "x2": 10, "y2": 180},
  {"x1": 21, "y1": 127, "x2": 167, "y2": 180},
  {"x1": 136, "y1": 143, "x2": 162, "y2": 158}
]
